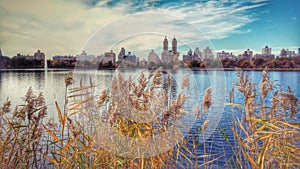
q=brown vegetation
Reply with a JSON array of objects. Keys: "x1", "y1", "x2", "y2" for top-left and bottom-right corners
[
  {"x1": 228, "y1": 68, "x2": 300, "y2": 168},
  {"x1": 0, "y1": 68, "x2": 299, "y2": 168}
]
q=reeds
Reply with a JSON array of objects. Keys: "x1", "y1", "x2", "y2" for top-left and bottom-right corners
[
  {"x1": 0, "y1": 68, "x2": 214, "y2": 168},
  {"x1": 229, "y1": 68, "x2": 300, "y2": 169},
  {"x1": 0, "y1": 68, "x2": 298, "y2": 168},
  {"x1": 0, "y1": 87, "x2": 47, "y2": 168}
]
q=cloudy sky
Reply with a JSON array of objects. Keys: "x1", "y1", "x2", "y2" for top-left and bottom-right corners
[{"x1": 0, "y1": 0, "x2": 299, "y2": 58}]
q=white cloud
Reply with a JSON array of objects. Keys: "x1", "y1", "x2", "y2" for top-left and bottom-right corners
[
  {"x1": 0, "y1": 0, "x2": 268, "y2": 58},
  {"x1": 0, "y1": 0, "x2": 125, "y2": 57}
]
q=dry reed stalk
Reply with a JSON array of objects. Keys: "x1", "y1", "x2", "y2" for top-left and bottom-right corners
[
  {"x1": 230, "y1": 86, "x2": 234, "y2": 103},
  {"x1": 202, "y1": 87, "x2": 212, "y2": 114},
  {"x1": 193, "y1": 103, "x2": 200, "y2": 119}
]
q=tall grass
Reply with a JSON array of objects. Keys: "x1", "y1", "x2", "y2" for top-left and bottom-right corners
[
  {"x1": 227, "y1": 68, "x2": 300, "y2": 169},
  {"x1": 0, "y1": 68, "x2": 216, "y2": 168},
  {"x1": 0, "y1": 68, "x2": 299, "y2": 168}
]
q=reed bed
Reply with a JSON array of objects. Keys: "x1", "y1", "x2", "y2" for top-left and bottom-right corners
[
  {"x1": 0, "y1": 68, "x2": 215, "y2": 168},
  {"x1": 226, "y1": 68, "x2": 300, "y2": 169},
  {"x1": 0, "y1": 68, "x2": 299, "y2": 169}
]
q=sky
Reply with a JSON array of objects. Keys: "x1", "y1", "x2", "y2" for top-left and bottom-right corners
[{"x1": 0, "y1": 0, "x2": 299, "y2": 58}]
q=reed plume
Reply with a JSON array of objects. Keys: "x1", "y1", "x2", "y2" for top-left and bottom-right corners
[
  {"x1": 64, "y1": 70, "x2": 73, "y2": 87},
  {"x1": 260, "y1": 69, "x2": 273, "y2": 100},
  {"x1": 202, "y1": 86, "x2": 212, "y2": 113},
  {"x1": 180, "y1": 73, "x2": 190, "y2": 89},
  {"x1": 193, "y1": 103, "x2": 200, "y2": 119}
]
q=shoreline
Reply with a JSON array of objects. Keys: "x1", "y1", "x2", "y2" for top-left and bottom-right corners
[
  {"x1": 190, "y1": 67, "x2": 300, "y2": 71},
  {"x1": 1, "y1": 67, "x2": 300, "y2": 72}
]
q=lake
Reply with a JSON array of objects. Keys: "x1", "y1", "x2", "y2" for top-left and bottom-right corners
[{"x1": 0, "y1": 69, "x2": 299, "y2": 167}]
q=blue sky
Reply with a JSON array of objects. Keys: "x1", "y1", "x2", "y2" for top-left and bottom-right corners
[
  {"x1": 0, "y1": 0, "x2": 299, "y2": 58},
  {"x1": 212, "y1": 0, "x2": 300, "y2": 54}
]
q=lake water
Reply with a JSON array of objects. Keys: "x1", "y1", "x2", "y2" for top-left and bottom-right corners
[{"x1": 0, "y1": 69, "x2": 299, "y2": 167}]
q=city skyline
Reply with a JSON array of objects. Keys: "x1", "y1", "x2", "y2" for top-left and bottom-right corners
[
  {"x1": 1, "y1": 42, "x2": 299, "y2": 60},
  {"x1": 1, "y1": 36, "x2": 300, "y2": 70},
  {"x1": 0, "y1": 36, "x2": 300, "y2": 64},
  {"x1": 0, "y1": 0, "x2": 299, "y2": 58}
]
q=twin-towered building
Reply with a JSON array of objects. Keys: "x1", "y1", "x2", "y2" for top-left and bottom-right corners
[{"x1": 161, "y1": 36, "x2": 179, "y2": 64}]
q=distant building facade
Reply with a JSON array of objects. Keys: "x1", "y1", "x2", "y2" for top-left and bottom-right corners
[
  {"x1": 148, "y1": 50, "x2": 160, "y2": 64},
  {"x1": 279, "y1": 49, "x2": 287, "y2": 57},
  {"x1": 262, "y1": 46, "x2": 271, "y2": 55},
  {"x1": 33, "y1": 50, "x2": 45, "y2": 60},
  {"x1": 279, "y1": 49, "x2": 296, "y2": 58},
  {"x1": 201, "y1": 47, "x2": 214, "y2": 60},
  {"x1": 183, "y1": 48, "x2": 202, "y2": 62},
  {"x1": 102, "y1": 50, "x2": 116, "y2": 65},
  {"x1": 15, "y1": 50, "x2": 45, "y2": 60},
  {"x1": 217, "y1": 51, "x2": 236, "y2": 60},
  {"x1": 238, "y1": 49, "x2": 253, "y2": 60},
  {"x1": 161, "y1": 36, "x2": 179, "y2": 64},
  {"x1": 118, "y1": 47, "x2": 126, "y2": 62},
  {"x1": 287, "y1": 50, "x2": 296, "y2": 57},
  {"x1": 76, "y1": 51, "x2": 96, "y2": 61},
  {"x1": 254, "y1": 46, "x2": 275, "y2": 59},
  {"x1": 53, "y1": 55, "x2": 76, "y2": 61},
  {"x1": 183, "y1": 49, "x2": 194, "y2": 62},
  {"x1": 124, "y1": 52, "x2": 137, "y2": 64},
  {"x1": 194, "y1": 47, "x2": 201, "y2": 59}
]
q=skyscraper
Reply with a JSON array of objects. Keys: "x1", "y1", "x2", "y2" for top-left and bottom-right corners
[
  {"x1": 118, "y1": 47, "x2": 126, "y2": 61},
  {"x1": 163, "y1": 36, "x2": 168, "y2": 51},
  {"x1": 194, "y1": 47, "x2": 201, "y2": 59},
  {"x1": 172, "y1": 37, "x2": 177, "y2": 54}
]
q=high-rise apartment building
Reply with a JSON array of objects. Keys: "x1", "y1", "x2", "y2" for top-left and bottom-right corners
[
  {"x1": 262, "y1": 46, "x2": 271, "y2": 55},
  {"x1": 161, "y1": 36, "x2": 179, "y2": 64}
]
